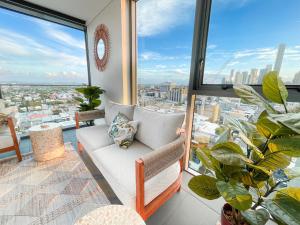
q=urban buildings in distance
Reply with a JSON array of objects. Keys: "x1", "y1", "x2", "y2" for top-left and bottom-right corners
[{"x1": 223, "y1": 43, "x2": 300, "y2": 85}]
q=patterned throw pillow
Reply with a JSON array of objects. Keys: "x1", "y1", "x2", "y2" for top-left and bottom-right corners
[{"x1": 108, "y1": 113, "x2": 138, "y2": 149}]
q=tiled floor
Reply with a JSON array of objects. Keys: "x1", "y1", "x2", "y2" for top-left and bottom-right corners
[
  {"x1": 4, "y1": 129, "x2": 224, "y2": 224},
  {"x1": 1, "y1": 129, "x2": 281, "y2": 225},
  {"x1": 146, "y1": 172, "x2": 224, "y2": 225}
]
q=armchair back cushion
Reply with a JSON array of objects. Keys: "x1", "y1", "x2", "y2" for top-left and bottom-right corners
[
  {"x1": 105, "y1": 101, "x2": 135, "y2": 125},
  {"x1": 133, "y1": 107, "x2": 185, "y2": 149}
]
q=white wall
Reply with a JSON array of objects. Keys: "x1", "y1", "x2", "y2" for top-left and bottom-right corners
[{"x1": 87, "y1": 0, "x2": 131, "y2": 107}]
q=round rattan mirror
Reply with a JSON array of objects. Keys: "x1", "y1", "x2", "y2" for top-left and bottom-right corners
[{"x1": 94, "y1": 24, "x2": 110, "y2": 71}]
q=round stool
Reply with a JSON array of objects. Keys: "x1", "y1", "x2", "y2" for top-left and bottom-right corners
[
  {"x1": 29, "y1": 123, "x2": 64, "y2": 161},
  {"x1": 75, "y1": 205, "x2": 146, "y2": 225}
]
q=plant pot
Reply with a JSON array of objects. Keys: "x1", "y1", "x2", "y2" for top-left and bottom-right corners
[{"x1": 221, "y1": 203, "x2": 233, "y2": 225}]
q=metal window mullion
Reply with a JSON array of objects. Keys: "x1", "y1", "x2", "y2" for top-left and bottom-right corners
[{"x1": 184, "y1": 0, "x2": 212, "y2": 170}]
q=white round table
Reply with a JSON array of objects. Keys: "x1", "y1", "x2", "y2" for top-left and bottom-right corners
[
  {"x1": 29, "y1": 123, "x2": 65, "y2": 162},
  {"x1": 75, "y1": 205, "x2": 146, "y2": 225}
]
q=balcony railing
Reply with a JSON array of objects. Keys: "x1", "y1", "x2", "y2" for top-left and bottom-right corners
[{"x1": 0, "y1": 84, "x2": 86, "y2": 137}]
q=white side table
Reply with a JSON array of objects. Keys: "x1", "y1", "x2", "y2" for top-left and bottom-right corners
[
  {"x1": 29, "y1": 123, "x2": 65, "y2": 162},
  {"x1": 75, "y1": 205, "x2": 146, "y2": 225}
]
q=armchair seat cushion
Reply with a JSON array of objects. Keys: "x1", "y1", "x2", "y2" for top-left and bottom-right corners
[
  {"x1": 76, "y1": 124, "x2": 113, "y2": 154},
  {"x1": 91, "y1": 141, "x2": 180, "y2": 208}
]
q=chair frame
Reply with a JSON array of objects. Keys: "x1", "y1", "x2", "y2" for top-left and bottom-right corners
[
  {"x1": 0, "y1": 116, "x2": 22, "y2": 161},
  {"x1": 135, "y1": 157, "x2": 183, "y2": 220}
]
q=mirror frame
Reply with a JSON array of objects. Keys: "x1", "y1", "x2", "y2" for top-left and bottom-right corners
[{"x1": 94, "y1": 24, "x2": 110, "y2": 71}]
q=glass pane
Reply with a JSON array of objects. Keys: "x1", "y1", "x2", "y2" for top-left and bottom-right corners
[
  {"x1": 189, "y1": 95, "x2": 300, "y2": 173},
  {"x1": 0, "y1": 8, "x2": 88, "y2": 135},
  {"x1": 136, "y1": 0, "x2": 196, "y2": 112},
  {"x1": 203, "y1": 0, "x2": 300, "y2": 85}
]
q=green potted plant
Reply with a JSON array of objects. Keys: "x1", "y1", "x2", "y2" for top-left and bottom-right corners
[
  {"x1": 188, "y1": 72, "x2": 300, "y2": 225},
  {"x1": 74, "y1": 86, "x2": 105, "y2": 125}
]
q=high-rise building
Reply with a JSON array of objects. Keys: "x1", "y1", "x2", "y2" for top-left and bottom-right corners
[
  {"x1": 229, "y1": 69, "x2": 235, "y2": 84},
  {"x1": 274, "y1": 44, "x2": 286, "y2": 74},
  {"x1": 159, "y1": 82, "x2": 176, "y2": 93},
  {"x1": 234, "y1": 71, "x2": 243, "y2": 84},
  {"x1": 293, "y1": 71, "x2": 300, "y2": 85},
  {"x1": 242, "y1": 71, "x2": 249, "y2": 84},
  {"x1": 258, "y1": 64, "x2": 273, "y2": 84},
  {"x1": 249, "y1": 68, "x2": 259, "y2": 84}
]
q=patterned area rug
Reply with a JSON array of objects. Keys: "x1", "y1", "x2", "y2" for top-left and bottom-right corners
[{"x1": 0, "y1": 143, "x2": 111, "y2": 225}]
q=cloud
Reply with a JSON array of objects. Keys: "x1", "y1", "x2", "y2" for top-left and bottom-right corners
[
  {"x1": 207, "y1": 44, "x2": 217, "y2": 49},
  {"x1": 227, "y1": 61, "x2": 239, "y2": 66},
  {"x1": 214, "y1": 0, "x2": 254, "y2": 9},
  {"x1": 233, "y1": 48, "x2": 277, "y2": 59},
  {"x1": 0, "y1": 38, "x2": 29, "y2": 56},
  {"x1": 32, "y1": 19, "x2": 85, "y2": 50},
  {"x1": 47, "y1": 71, "x2": 84, "y2": 79},
  {"x1": 137, "y1": 0, "x2": 195, "y2": 37},
  {"x1": 139, "y1": 51, "x2": 190, "y2": 62},
  {"x1": 0, "y1": 27, "x2": 87, "y2": 84}
]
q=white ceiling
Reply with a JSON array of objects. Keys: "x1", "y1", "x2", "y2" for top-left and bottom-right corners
[{"x1": 25, "y1": 0, "x2": 111, "y2": 24}]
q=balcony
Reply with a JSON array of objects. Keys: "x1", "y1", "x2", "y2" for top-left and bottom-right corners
[{"x1": 0, "y1": 0, "x2": 299, "y2": 225}]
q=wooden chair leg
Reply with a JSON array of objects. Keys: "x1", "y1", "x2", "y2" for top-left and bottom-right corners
[
  {"x1": 77, "y1": 142, "x2": 84, "y2": 152},
  {"x1": 15, "y1": 144, "x2": 22, "y2": 162}
]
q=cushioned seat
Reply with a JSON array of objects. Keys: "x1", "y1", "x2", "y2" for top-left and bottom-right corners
[
  {"x1": 91, "y1": 141, "x2": 180, "y2": 208},
  {"x1": 94, "y1": 118, "x2": 106, "y2": 126},
  {"x1": 76, "y1": 124, "x2": 113, "y2": 154}
]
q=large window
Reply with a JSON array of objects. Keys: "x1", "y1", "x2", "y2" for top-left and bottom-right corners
[
  {"x1": 203, "y1": 0, "x2": 300, "y2": 85},
  {"x1": 0, "y1": 7, "x2": 88, "y2": 135},
  {"x1": 136, "y1": 0, "x2": 196, "y2": 112},
  {"x1": 187, "y1": 0, "x2": 300, "y2": 173}
]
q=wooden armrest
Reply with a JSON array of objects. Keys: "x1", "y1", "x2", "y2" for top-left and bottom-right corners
[
  {"x1": 135, "y1": 135, "x2": 185, "y2": 220},
  {"x1": 75, "y1": 109, "x2": 105, "y2": 128},
  {"x1": 138, "y1": 136, "x2": 185, "y2": 181}
]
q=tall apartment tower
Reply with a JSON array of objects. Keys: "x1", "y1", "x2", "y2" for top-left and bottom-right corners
[{"x1": 274, "y1": 44, "x2": 286, "y2": 74}]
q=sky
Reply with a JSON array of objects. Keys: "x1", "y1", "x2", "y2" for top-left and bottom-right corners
[
  {"x1": 1, "y1": 0, "x2": 300, "y2": 86},
  {"x1": 137, "y1": 0, "x2": 300, "y2": 85},
  {"x1": 0, "y1": 8, "x2": 88, "y2": 85}
]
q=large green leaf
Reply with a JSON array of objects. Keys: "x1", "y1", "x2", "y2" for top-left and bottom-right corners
[
  {"x1": 265, "y1": 187, "x2": 300, "y2": 225},
  {"x1": 270, "y1": 113, "x2": 300, "y2": 135},
  {"x1": 238, "y1": 132, "x2": 264, "y2": 159},
  {"x1": 226, "y1": 117, "x2": 266, "y2": 151},
  {"x1": 246, "y1": 163, "x2": 271, "y2": 176},
  {"x1": 233, "y1": 85, "x2": 277, "y2": 113},
  {"x1": 268, "y1": 136, "x2": 300, "y2": 157},
  {"x1": 241, "y1": 208, "x2": 269, "y2": 225},
  {"x1": 262, "y1": 72, "x2": 288, "y2": 105},
  {"x1": 195, "y1": 148, "x2": 214, "y2": 171},
  {"x1": 216, "y1": 181, "x2": 252, "y2": 211},
  {"x1": 211, "y1": 142, "x2": 252, "y2": 166},
  {"x1": 211, "y1": 149, "x2": 252, "y2": 166},
  {"x1": 257, "y1": 150, "x2": 291, "y2": 171},
  {"x1": 188, "y1": 175, "x2": 221, "y2": 200},
  {"x1": 256, "y1": 114, "x2": 294, "y2": 138},
  {"x1": 212, "y1": 142, "x2": 244, "y2": 154}
]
